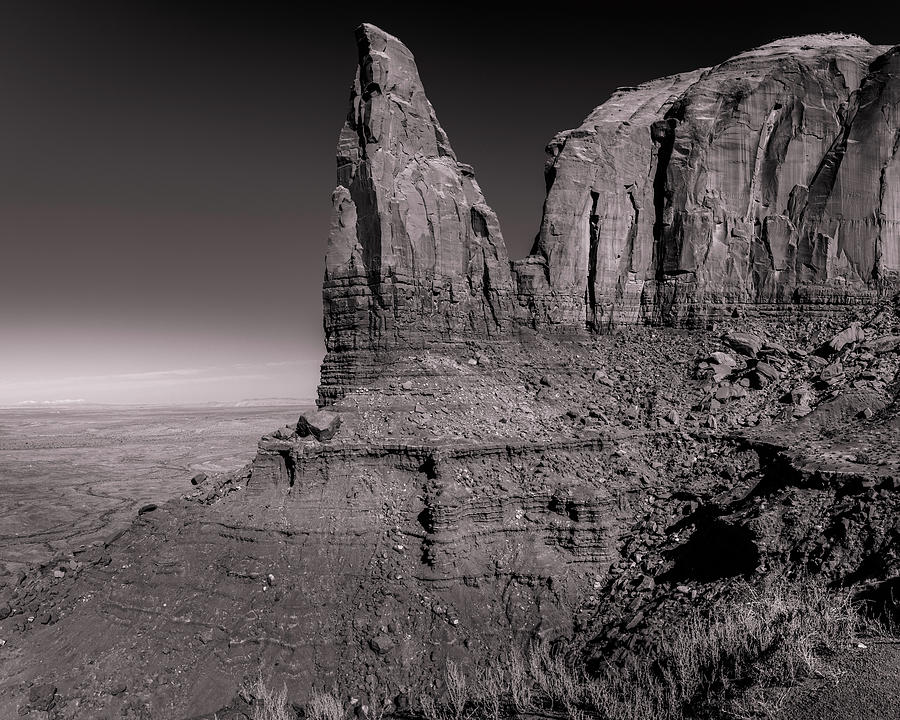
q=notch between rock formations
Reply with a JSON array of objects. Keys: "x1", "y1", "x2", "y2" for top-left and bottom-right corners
[{"x1": 586, "y1": 190, "x2": 601, "y2": 332}]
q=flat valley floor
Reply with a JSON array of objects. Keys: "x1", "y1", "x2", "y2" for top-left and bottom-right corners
[{"x1": 0, "y1": 404, "x2": 304, "y2": 573}]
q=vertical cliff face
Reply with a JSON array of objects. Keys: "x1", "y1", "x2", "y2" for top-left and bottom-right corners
[
  {"x1": 321, "y1": 24, "x2": 514, "y2": 405},
  {"x1": 536, "y1": 34, "x2": 900, "y2": 329},
  {"x1": 809, "y1": 45, "x2": 900, "y2": 294},
  {"x1": 653, "y1": 35, "x2": 896, "y2": 322},
  {"x1": 321, "y1": 28, "x2": 899, "y2": 403},
  {"x1": 530, "y1": 70, "x2": 707, "y2": 329}
]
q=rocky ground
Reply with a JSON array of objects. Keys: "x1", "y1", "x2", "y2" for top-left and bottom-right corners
[
  {"x1": 773, "y1": 640, "x2": 900, "y2": 720},
  {"x1": 4, "y1": 24, "x2": 900, "y2": 716},
  {"x1": 0, "y1": 299, "x2": 897, "y2": 718}
]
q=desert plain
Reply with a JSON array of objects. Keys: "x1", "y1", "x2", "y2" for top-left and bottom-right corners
[{"x1": 0, "y1": 404, "x2": 307, "y2": 573}]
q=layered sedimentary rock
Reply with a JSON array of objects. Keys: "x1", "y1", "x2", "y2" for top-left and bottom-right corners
[
  {"x1": 321, "y1": 24, "x2": 515, "y2": 404},
  {"x1": 535, "y1": 34, "x2": 900, "y2": 329},
  {"x1": 322, "y1": 31, "x2": 900, "y2": 405},
  {"x1": 7, "y1": 25, "x2": 900, "y2": 719}
]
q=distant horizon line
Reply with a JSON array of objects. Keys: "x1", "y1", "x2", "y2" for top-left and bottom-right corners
[{"x1": 0, "y1": 396, "x2": 316, "y2": 410}]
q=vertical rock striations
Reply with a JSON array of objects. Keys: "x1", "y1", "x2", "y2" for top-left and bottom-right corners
[
  {"x1": 650, "y1": 35, "x2": 898, "y2": 323},
  {"x1": 537, "y1": 34, "x2": 900, "y2": 329},
  {"x1": 320, "y1": 24, "x2": 514, "y2": 404},
  {"x1": 530, "y1": 71, "x2": 707, "y2": 329},
  {"x1": 321, "y1": 28, "x2": 900, "y2": 400}
]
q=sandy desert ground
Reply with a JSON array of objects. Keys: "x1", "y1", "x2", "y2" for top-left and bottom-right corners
[{"x1": 0, "y1": 404, "x2": 307, "y2": 573}]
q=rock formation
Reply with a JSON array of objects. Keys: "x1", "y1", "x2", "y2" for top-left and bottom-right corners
[
  {"x1": 321, "y1": 24, "x2": 515, "y2": 404},
  {"x1": 1, "y1": 25, "x2": 900, "y2": 720},
  {"x1": 321, "y1": 31, "x2": 900, "y2": 404},
  {"x1": 536, "y1": 34, "x2": 900, "y2": 329},
  {"x1": 532, "y1": 70, "x2": 708, "y2": 329}
]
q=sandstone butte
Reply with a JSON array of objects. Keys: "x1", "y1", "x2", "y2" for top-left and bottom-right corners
[
  {"x1": 321, "y1": 26, "x2": 900, "y2": 403},
  {"x1": 1, "y1": 23, "x2": 900, "y2": 720}
]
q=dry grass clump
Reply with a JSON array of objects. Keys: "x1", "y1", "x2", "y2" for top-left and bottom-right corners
[
  {"x1": 419, "y1": 641, "x2": 669, "y2": 720},
  {"x1": 305, "y1": 689, "x2": 345, "y2": 720},
  {"x1": 650, "y1": 574, "x2": 858, "y2": 716},
  {"x1": 661, "y1": 575, "x2": 856, "y2": 702},
  {"x1": 248, "y1": 671, "x2": 294, "y2": 720},
  {"x1": 247, "y1": 676, "x2": 382, "y2": 720},
  {"x1": 246, "y1": 575, "x2": 862, "y2": 720},
  {"x1": 243, "y1": 672, "x2": 347, "y2": 720},
  {"x1": 417, "y1": 574, "x2": 861, "y2": 720}
]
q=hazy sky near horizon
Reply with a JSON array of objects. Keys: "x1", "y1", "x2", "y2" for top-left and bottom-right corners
[{"x1": 1, "y1": 2, "x2": 895, "y2": 405}]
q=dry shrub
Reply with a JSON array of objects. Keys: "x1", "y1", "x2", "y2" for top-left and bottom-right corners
[
  {"x1": 502, "y1": 644, "x2": 532, "y2": 711},
  {"x1": 476, "y1": 663, "x2": 504, "y2": 720},
  {"x1": 592, "y1": 574, "x2": 860, "y2": 718},
  {"x1": 445, "y1": 660, "x2": 469, "y2": 720},
  {"x1": 306, "y1": 690, "x2": 345, "y2": 720},
  {"x1": 247, "y1": 673, "x2": 346, "y2": 720},
  {"x1": 659, "y1": 574, "x2": 857, "y2": 707},
  {"x1": 586, "y1": 660, "x2": 677, "y2": 720},
  {"x1": 417, "y1": 574, "x2": 861, "y2": 720},
  {"x1": 249, "y1": 671, "x2": 295, "y2": 720}
]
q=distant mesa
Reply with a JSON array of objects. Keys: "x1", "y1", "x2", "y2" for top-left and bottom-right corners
[{"x1": 232, "y1": 397, "x2": 315, "y2": 408}]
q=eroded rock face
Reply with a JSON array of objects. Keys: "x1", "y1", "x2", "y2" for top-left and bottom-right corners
[
  {"x1": 531, "y1": 70, "x2": 707, "y2": 329},
  {"x1": 6, "y1": 25, "x2": 900, "y2": 719},
  {"x1": 322, "y1": 30, "x2": 900, "y2": 405},
  {"x1": 320, "y1": 24, "x2": 515, "y2": 405},
  {"x1": 536, "y1": 34, "x2": 900, "y2": 329}
]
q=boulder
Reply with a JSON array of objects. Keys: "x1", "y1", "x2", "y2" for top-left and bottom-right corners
[
  {"x1": 707, "y1": 351, "x2": 737, "y2": 367},
  {"x1": 705, "y1": 351, "x2": 737, "y2": 381},
  {"x1": 867, "y1": 335, "x2": 900, "y2": 354},
  {"x1": 827, "y1": 322, "x2": 866, "y2": 353},
  {"x1": 714, "y1": 384, "x2": 738, "y2": 402},
  {"x1": 369, "y1": 634, "x2": 394, "y2": 655},
  {"x1": 819, "y1": 362, "x2": 845, "y2": 385},
  {"x1": 296, "y1": 410, "x2": 342, "y2": 442},
  {"x1": 787, "y1": 387, "x2": 812, "y2": 407},
  {"x1": 761, "y1": 341, "x2": 789, "y2": 356},
  {"x1": 272, "y1": 425, "x2": 297, "y2": 441},
  {"x1": 723, "y1": 332, "x2": 763, "y2": 358},
  {"x1": 750, "y1": 361, "x2": 782, "y2": 388},
  {"x1": 28, "y1": 684, "x2": 56, "y2": 712}
]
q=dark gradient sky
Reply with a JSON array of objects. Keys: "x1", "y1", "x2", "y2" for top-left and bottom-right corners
[{"x1": 1, "y1": 2, "x2": 895, "y2": 404}]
